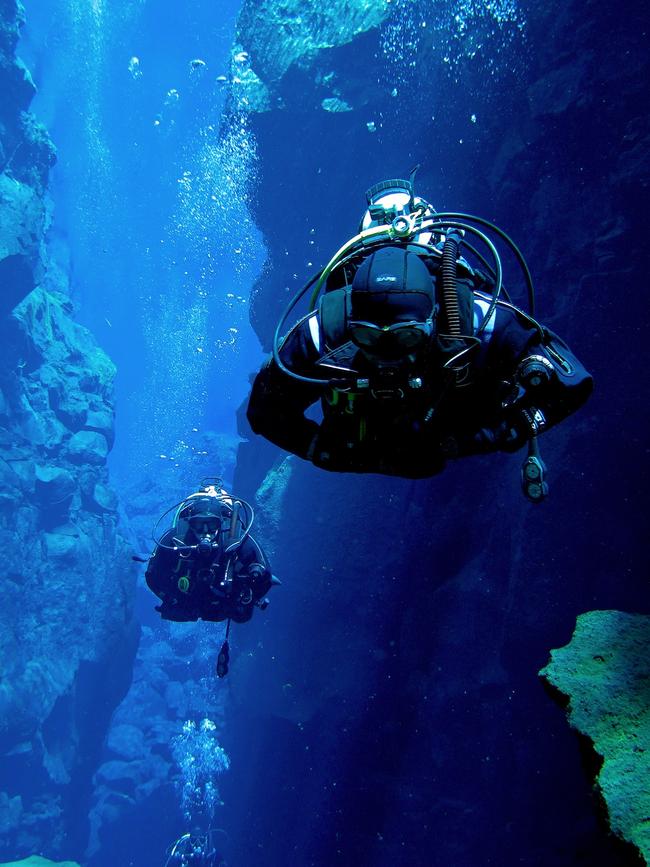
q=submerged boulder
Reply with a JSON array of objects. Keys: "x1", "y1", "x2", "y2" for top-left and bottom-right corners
[
  {"x1": 65, "y1": 430, "x2": 109, "y2": 465},
  {"x1": 34, "y1": 465, "x2": 75, "y2": 504},
  {"x1": 540, "y1": 610, "x2": 650, "y2": 864},
  {"x1": 0, "y1": 792, "x2": 21, "y2": 836}
]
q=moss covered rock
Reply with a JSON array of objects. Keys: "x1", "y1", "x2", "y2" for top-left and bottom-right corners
[{"x1": 540, "y1": 610, "x2": 650, "y2": 864}]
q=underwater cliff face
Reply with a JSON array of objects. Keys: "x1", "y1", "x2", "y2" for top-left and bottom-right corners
[
  {"x1": 0, "y1": 0, "x2": 138, "y2": 858},
  {"x1": 225, "y1": 0, "x2": 649, "y2": 865}
]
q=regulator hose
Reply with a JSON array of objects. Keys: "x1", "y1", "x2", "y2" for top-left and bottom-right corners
[
  {"x1": 441, "y1": 232, "x2": 462, "y2": 336},
  {"x1": 431, "y1": 211, "x2": 535, "y2": 315},
  {"x1": 272, "y1": 273, "x2": 332, "y2": 386}
]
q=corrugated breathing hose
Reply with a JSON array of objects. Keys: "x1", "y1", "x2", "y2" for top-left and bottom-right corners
[{"x1": 441, "y1": 232, "x2": 461, "y2": 336}]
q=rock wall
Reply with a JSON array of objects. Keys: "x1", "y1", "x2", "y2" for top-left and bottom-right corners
[
  {"x1": 0, "y1": 0, "x2": 138, "y2": 858},
  {"x1": 540, "y1": 611, "x2": 650, "y2": 865},
  {"x1": 224, "y1": 0, "x2": 649, "y2": 865}
]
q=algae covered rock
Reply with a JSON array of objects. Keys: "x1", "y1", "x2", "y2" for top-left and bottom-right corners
[
  {"x1": 540, "y1": 610, "x2": 650, "y2": 864},
  {"x1": 254, "y1": 455, "x2": 295, "y2": 553}
]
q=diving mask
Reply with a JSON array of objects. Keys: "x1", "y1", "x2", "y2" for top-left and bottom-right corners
[
  {"x1": 188, "y1": 515, "x2": 220, "y2": 536},
  {"x1": 348, "y1": 318, "x2": 434, "y2": 355}
]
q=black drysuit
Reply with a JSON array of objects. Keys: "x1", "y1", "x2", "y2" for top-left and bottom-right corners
[
  {"x1": 247, "y1": 281, "x2": 592, "y2": 479},
  {"x1": 146, "y1": 530, "x2": 273, "y2": 623}
]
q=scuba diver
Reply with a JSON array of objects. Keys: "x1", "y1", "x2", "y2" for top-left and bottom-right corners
[
  {"x1": 246, "y1": 172, "x2": 593, "y2": 501},
  {"x1": 145, "y1": 482, "x2": 279, "y2": 675},
  {"x1": 164, "y1": 829, "x2": 226, "y2": 865}
]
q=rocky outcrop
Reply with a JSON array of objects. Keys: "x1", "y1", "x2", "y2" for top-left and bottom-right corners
[
  {"x1": 230, "y1": 0, "x2": 389, "y2": 112},
  {"x1": 0, "y1": 0, "x2": 55, "y2": 318},
  {"x1": 0, "y1": 1, "x2": 137, "y2": 860},
  {"x1": 540, "y1": 611, "x2": 650, "y2": 865}
]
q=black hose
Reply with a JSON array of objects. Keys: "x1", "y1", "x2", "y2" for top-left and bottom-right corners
[
  {"x1": 153, "y1": 492, "x2": 254, "y2": 552},
  {"x1": 430, "y1": 220, "x2": 503, "y2": 336},
  {"x1": 441, "y1": 233, "x2": 461, "y2": 335},
  {"x1": 272, "y1": 270, "x2": 333, "y2": 385},
  {"x1": 461, "y1": 240, "x2": 513, "y2": 304},
  {"x1": 431, "y1": 211, "x2": 535, "y2": 315},
  {"x1": 229, "y1": 502, "x2": 241, "y2": 541}
]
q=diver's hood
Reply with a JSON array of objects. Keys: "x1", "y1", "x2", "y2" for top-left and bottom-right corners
[
  {"x1": 179, "y1": 494, "x2": 224, "y2": 520},
  {"x1": 349, "y1": 246, "x2": 435, "y2": 325},
  {"x1": 173, "y1": 486, "x2": 233, "y2": 534}
]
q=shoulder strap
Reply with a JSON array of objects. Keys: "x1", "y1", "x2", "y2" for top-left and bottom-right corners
[{"x1": 318, "y1": 288, "x2": 348, "y2": 349}]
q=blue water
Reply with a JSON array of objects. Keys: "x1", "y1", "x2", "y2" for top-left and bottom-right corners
[
  {"x1": 10, "y1": 0, "x2": 649, "y2": 865},
  {"x1": 22, "y1": 0, "x2": 264, "y2": 490}
]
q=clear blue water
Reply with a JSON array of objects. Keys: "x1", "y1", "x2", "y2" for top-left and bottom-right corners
[
  {"x1": 22, "y1": 0, "x2": 264, "y2": 490},
  {"x1": 9, "y1": 0, "x2": 648, "y2": 865}
]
